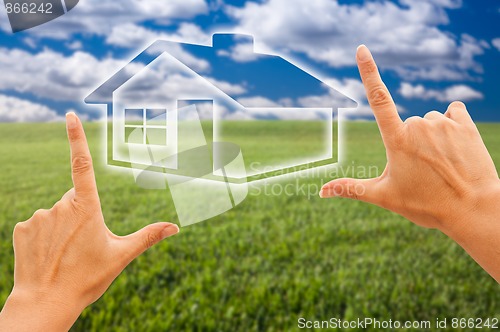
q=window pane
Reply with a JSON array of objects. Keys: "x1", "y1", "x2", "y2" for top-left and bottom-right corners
[
  {"x1": 125, "y1": 127, "x2": 144, "y2": 144},
  {"x1": 146, "y1": 128, "x2": 167, "y2": 145},
  {"x1": 146, "y1": 109, "x2": 167, "y2": 127},
  {"x1": 125, "y1": 109, "x2": 143, "y2": 125}
]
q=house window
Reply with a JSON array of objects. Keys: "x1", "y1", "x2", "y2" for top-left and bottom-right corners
[{"x1": 124, "y1": 108, "x2": 167, "y2": 145}]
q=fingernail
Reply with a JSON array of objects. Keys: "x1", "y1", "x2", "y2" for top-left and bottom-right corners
[
  {"x1": 66, "y1": 112, "x2": 77, "y2": 129},
  {"x1": 161, "y1": 224, "x2": 179, "y2": 240},
  {"x1": 357, "y1": 45, "x2": 372, "y2": 62}
]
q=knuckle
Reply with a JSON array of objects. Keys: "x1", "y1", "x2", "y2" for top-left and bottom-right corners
[
  {"x1": 445, "y1": 106, "x2": 460, "y2": 117},
  {"x1": 69, "y1": 198, "x2": 90, "y2": 217},
  {"x1": 389, "y1": 123, "x2": 406, "y2": 145},
  {"x1": 424, "y1": 111, "x2": 441, "y2": 119},
  {"x1": 446, "y1": 105, "x2": 472, "y2": 123},
  {"x1": 449, "y1": 100, "x2": 466, "y2": 109},
  {"x1": 72, "y1": 155, "x2": 93, "y2": 174},
  {"x1": 404, "y1": 116, "x2": 423, "y2": 127},
  {"x1": 143, "y1": 232, "x2": 160, "y2": 250},
  {"x1": 50, "y1": 201, "x2": 65, "y2": 217},
  {"x1": 360, "y1": 60, "x2": 377, "y2": 76},
  {"x1": 444, "y1": 108, "x2": 454, "y2": 118},
  {"x1": 401, "y1": 116, "x2": 425, "y2": 149},
  {"x1": 348, "y1": 188, "x2": 359, "y2": 201},
  {"x1": 13, "y1": 222, "x2": 28, "y2": 238},
  {"x1": 31, "y1": 208, "x2": 50, "y2": 220},
  {"x1": 433, "y1": 120, "x2": 446, "y2": 131},
  {"x1": 368, "y1": 87, "x2": 392, "y2": 108},
  {"x1": 68, "y1": 127, "x2": 83, "y2": 141}
]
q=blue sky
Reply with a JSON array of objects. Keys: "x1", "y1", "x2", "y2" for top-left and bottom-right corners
[{"x1": 0, "y1": 0, "x2": 498, "y2": 122}]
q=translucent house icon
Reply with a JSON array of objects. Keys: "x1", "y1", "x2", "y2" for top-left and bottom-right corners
[{"x1": 85, "y1": 33, "x2": 356, "y2": 183}]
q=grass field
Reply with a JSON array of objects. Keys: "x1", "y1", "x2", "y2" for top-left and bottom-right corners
[{"x1": 0, "y1": 122, "x2": 499, "y2": 331}]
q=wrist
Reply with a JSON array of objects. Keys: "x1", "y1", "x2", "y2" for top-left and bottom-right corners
[
  {"x1": 0, "y1": 288, "x2": 83, "y2": 332},
  {"x1": 440, "y1": 180, "x2": 500, "y2": 247},
  {"x1": 438, "y1": 180, "x2": 500, "y2": 282}
]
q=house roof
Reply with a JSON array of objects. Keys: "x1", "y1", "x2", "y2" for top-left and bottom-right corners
[{"x1": 85, "y1": 33, "x2": 357, "y2": 109}]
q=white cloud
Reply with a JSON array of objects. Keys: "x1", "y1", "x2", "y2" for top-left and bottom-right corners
[
  {"x1": 0, "y1": 48, "x2": 139, "y2": 101},
  {"x1": 0, "y1": 45, "x2": 247, "y2": 122},
  {"x1": 106, "y1": 23, "x2": 212, "y2": 72},
  {"x1": 414, "y1": 0, "x2": 462, "y2": 8},
  {"x1": 235, "y1": 96, "x2": 280, "y2": 108},
  {"x1": 0, "y1": 94, "x2": 62, "y2": 122},
  {"x1": 147, "y1": 43, "x2": 211, "y2": 73},
  {"x1": 66, "y1": 40, "x2": 83, "y2": 50},
  {"x1": 116, "y1": 72, "x2": 246, "y2": 105},
  {"x1": 492, "y1": 38, "x2": 500, "y2": 52},
  {"x1": 2, "y1": 0, "x2": 208, "y2": 39},
  {"x1": 23, "y1": 38, "x2": 37, "y2": 49},
  {"x1": 0, "y1": 45, "x2": 391, "y2": 122},
  {"x1": 106, "y1": 22, "x2": 210, "y2": 49},
  {"x1": 225, "y1": 107, "x2": 331, "y2": 121},
  {"x1": 207, "y1": 77, "x2": 246, "y2": 95},
  {"x1": 298, "y1": 77, "x2": 405, "y2": 119},
  {"x1": 3, "y1": 0, "x2": 486, "y2": 85},
  {"x1": 109, "y1": 52, "x2": 246, "y2": 106},
  {"x1": 112, "y1": 51, "x2": 369, "y2": 121},
  {"x1": 232, "y1": 77, "x2": 404, "y2": 120},
  {"x1": 225, "y1": 0, "x2": 486, "y2": 81},
  {"x1": 301, "y1": 82, "x2": 363, "y2": 116},
  {"x1": 399, "y1": 83, "x2": 483, "y2": 102},
  {"x1": 217, "y1": 42, "x2": 259, "y2": 63}
]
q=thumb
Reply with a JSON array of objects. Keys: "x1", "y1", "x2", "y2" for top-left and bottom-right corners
[
  {"x1": 320, "y1": 177, "x2": 382, "y2": 205},
  {"x1": 119, "y1": 222, "x2": 179, "y2": 262}
]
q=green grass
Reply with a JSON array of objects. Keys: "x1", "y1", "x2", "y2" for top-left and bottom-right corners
[
  {"x1": 0, "y1": 122, "x2": 499, "y2": 331},
  {"x1": 218, "y1": 120, "x2": 334, "y2": 168},
  {"x1": 116, "y1": 120, "x2": 336, "y2": 181}
]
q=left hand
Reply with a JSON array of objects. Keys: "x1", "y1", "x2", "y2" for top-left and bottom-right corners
[{"x1": 0, "y1": 112, "x2": 179, "y2": 331}]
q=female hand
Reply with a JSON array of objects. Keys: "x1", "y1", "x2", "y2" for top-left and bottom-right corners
[
  {"x1": 0, "y1": 112, "x2": 179, "y2": 331},
  {"x1": 321, "y1": 45, "x2": 500, "y2": 282}
]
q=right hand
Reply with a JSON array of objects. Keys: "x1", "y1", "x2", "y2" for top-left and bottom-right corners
[{"x1": 320, "y1": 45, "x2": 500, "y2": 282}]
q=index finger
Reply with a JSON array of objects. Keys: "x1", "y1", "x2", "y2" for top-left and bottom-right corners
[
  {"x1": 66, "y1": 112, "x2": 98, "y2": 200},
  {"x1": 356, "y1": 45, "x2": 402, "y2": 140}
]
